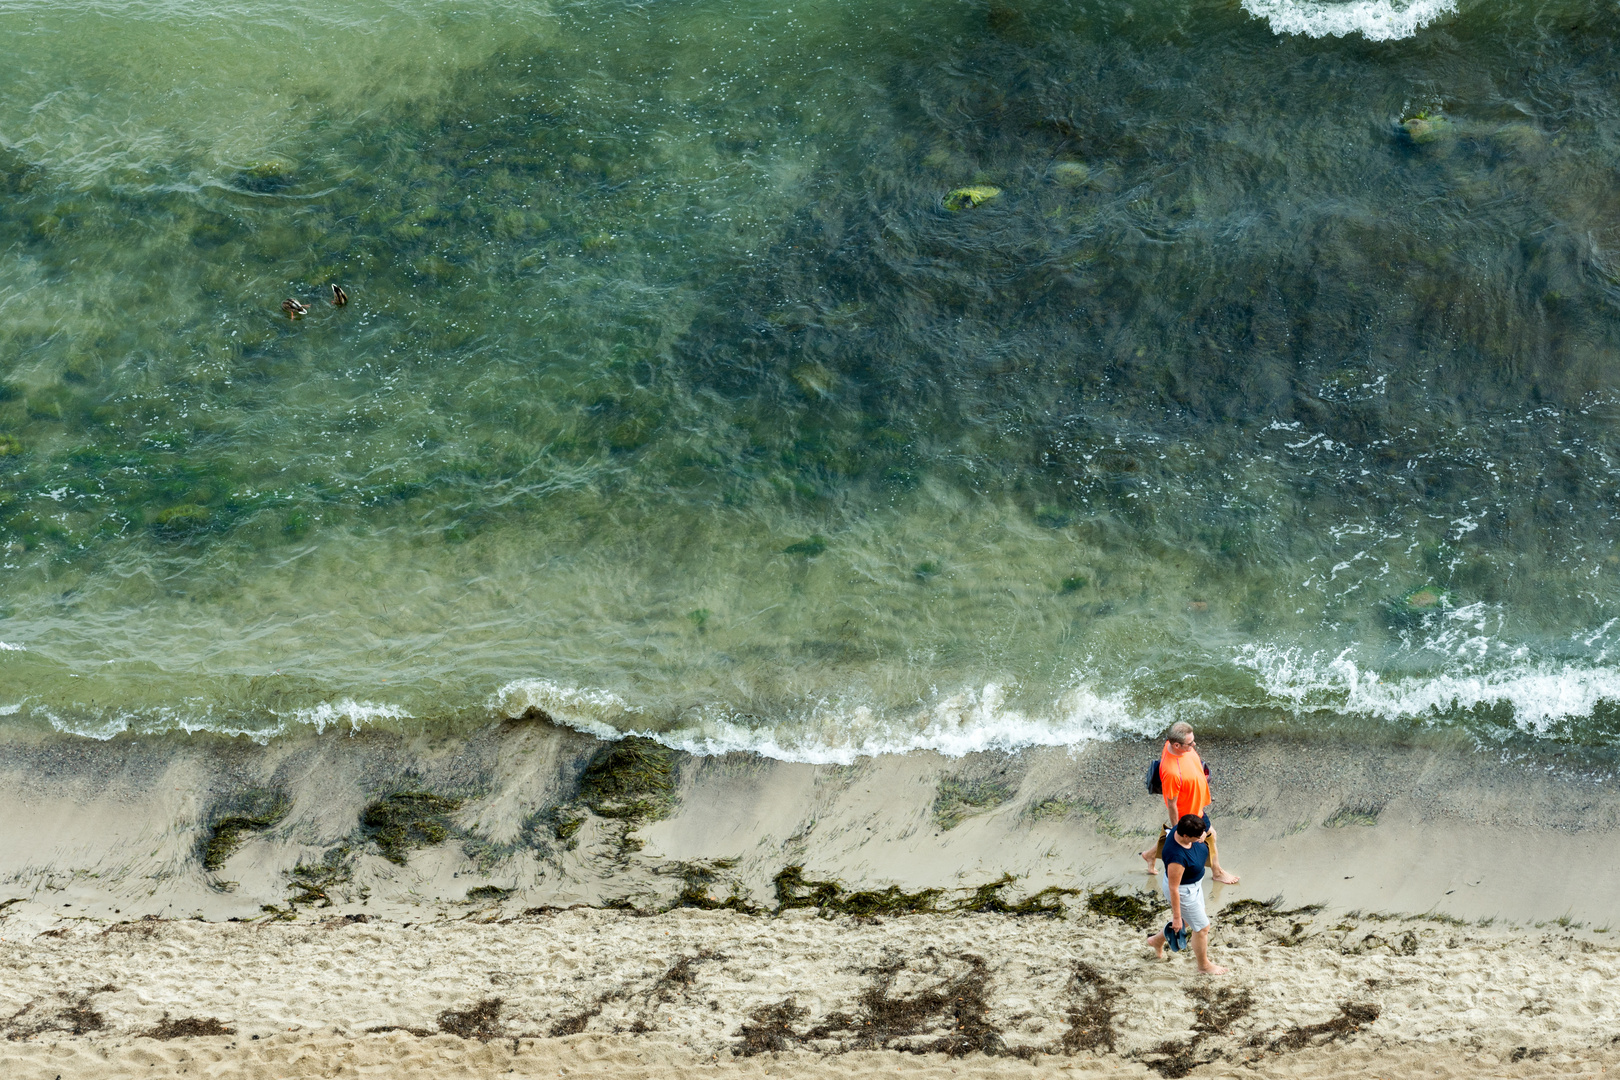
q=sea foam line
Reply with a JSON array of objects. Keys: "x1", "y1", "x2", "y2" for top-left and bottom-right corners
[
  {"x1": 1241, "y1": 0, "x2": 1456, "y2": 41},
  {"x1": 1237, "y1": 645, "x2": 1620, "y2": 734},
  {"x1": 492, "y1": 678, "x2": 1171, "y2": 764}
]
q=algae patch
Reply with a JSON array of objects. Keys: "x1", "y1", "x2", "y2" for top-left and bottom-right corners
[
  {"x1": 932, "y1": 775, "x2": 1016, "y2": 830},
  {"x1": 201, "y1": 790, "x2": 290, "y2": 871},
  {"x1": 943, "y1": 185, "x2": 1002, "y2": 211},
  {"x1": 578, "y1": 736, "x2": 676, "y2": 821},
  {"x1": 361, "y1": 791, "x2": 463, "y2": 864}
]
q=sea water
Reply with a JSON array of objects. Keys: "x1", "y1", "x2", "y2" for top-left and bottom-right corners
[{"x1": 3, "y1": 0, "x2": 1620, "y2": 763}]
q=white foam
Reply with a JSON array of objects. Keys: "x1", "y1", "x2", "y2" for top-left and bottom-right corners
[
  {"x1": 285, "y1": 698, "x2": 409, "y2": 735},
  {"x1": 494, "y1": 677, "x2": 1170, "y2": 764},
  {"x1": 0, "y1": 642, "x2": 26, "y2": 651},
  {"x1": 1236, "y1": 644, "x2": 1620, "y2": 734},
  {"x1": 1241, "y1": 0, "x2": 1456, "y2": 41}
]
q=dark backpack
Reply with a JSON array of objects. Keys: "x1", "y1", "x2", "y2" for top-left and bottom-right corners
[{"x1": 1145, "y1": 758, "x2": 1210, "y2": 795}]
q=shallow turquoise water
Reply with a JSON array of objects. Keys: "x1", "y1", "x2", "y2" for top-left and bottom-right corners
[{"x1": 4, "y1": 0, "x2": 1620, "y2": 759}]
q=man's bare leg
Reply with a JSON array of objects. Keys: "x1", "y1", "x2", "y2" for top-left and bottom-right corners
[
  {"x1": 1206, "y1": 829, "x2": 1240, "y2": 885},
  {"x1": 1139, "y1": 832, "x2": 1167, "y2": 869},
  {"x1": 1191, "y1": 928, "x2": 1226, "y2": 976},
  {"x1": 1145, "y1": 928, "x2": 1168, "y2": 960}
]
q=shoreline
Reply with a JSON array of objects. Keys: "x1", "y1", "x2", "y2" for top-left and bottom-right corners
[
  {"x1": 3, "y1": 724, "x2": 1620, "y2": 1077},
  {"x1": 2, "y1": 722, "x2": 1619, "y2": 926}
]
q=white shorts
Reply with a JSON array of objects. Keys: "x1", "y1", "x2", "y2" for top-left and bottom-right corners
[{"x1": 1160, "y1": 873, "x2": 1210, "y2": 933}]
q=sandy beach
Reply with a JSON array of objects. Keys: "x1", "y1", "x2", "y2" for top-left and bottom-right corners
[{"x1": 2, "y1": 722, "x2": 1619, "y2": 1077}]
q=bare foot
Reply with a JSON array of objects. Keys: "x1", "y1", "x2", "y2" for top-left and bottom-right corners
[
  {"x1": 1139, "y1": 848, "x2": 1156, "y2": 868},
  {"x1": 1146, "y1": 933, "x2": 1166, "y2": 960},
  {"x1": 1211, "y1": 869, "x2": 1240, "y2": 885},
  {"x1": 1198, "y1": 964, "x2": 1229, "y2": 976}
]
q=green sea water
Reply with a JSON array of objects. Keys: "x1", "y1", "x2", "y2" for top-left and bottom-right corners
[{"x1": 4, "y1": 0, "x2": 1620, "y2": 760}]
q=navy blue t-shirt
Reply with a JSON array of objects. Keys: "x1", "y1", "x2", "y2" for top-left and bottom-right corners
[{"x1": 1162, "y1": 836, "x2": 1209, "y2": 886}]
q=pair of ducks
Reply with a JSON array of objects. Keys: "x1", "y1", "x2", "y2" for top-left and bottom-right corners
[{"x1": 282, "y1": 284, "x2": 347, "y2": 319}]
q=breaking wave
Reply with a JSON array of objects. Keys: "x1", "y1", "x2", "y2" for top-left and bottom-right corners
[{"x1": 1242, "y1": 0, "x2": 1457, "y2": 40}]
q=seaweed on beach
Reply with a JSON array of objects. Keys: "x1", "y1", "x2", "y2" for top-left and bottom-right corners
[
  {"x1": 141, "y1": 1015, "x2": 236, "y2": 1039},
  {"x1": 1222, "y1": 897, "x2": 1324, "y2": 926},
  {"x1": 1136, "y1": 985, "x2": 1254, "y2": 1077},
  {"x1": 361, "y1": 791, "x2": 463, "y2": 864},
  {"x1": 285, "y1": 845, "x2": 353, "y2": 907},
  {"x1": 670, "y1": 860, "x2": 762, "y2": 913},
  {"x1": 955, "y1": 874, "x2": 1078, "y2": 917},
  {"x1": 932, "y1": 775, "x2": 1016, "y2": 830},
  {"x1": 200, "y1": 790, "x2": 290, "y2": 871},
  {"x1": 1255, "y1": 1001, "x2": 1380, "y2": 1052},
  {"x1": 1085, "y1": 886, "x2": 1166, "y2": 928},
  {"x1": 549, "y1": 997, "x2": 607, "y2": 1037},
  {"x1": 648, "y1": 949, "x2": 726, "y2": 1003},
  {"x1": 3, "y1": 986, "x2": 116, "y2": 1040},
  {"x1": 578, "y1": 736, "x2": 677, "y2": 821},
  {"x1": 736, "y1": 998, "x2": 809, "y2": 1055},
  {"x1": 773, "y1": 866, "x2": 943, "y2": 915},
  {"x1": 801, "y1": 952, "x2": 1024, "y2": 1058},
  {"x1": 437, "y1": 998, "x2": 504, "y2": 1040},
  {"x1": 1061, "y1": 962, "x2": 1122, "y2": 1053},
  {"x1": 466, "y1": 885, "x2": 515, "y2": 902}
]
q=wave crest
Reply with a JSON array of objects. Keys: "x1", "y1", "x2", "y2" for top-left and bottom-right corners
[{"x1": 1241, "y1": 0, "x2": 1456, "y2": 41}]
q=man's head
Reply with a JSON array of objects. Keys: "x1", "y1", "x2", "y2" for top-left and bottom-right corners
[
  {"x1": 1166, "y1": 722, "x2": 1195, "y2": 752},
  {"x1": 1175, "y1": 814, "x2": 1208, "y2": 840}
]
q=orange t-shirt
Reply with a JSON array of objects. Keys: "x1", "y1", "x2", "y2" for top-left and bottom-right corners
[{"x1": 1160, "y1": 742, "x2": 1211, "y2": 822}]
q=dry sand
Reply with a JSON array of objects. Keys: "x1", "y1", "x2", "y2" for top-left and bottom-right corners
[
  {"x1": 0, "y1": 905, "x2": 1617, "y2": 1078},
  {"x1": 2, "y1": 723, "x2": 1619, "y2": 1077}
]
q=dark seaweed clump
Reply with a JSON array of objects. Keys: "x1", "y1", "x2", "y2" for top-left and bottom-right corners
[
  {"x1": 141, "y1": 1015, "x2": 236, "y2": 1040},
  {"x1": 577, "y1": 736, "x2": 677, "y2": 821},
  {"x1": 437, "y1": 998, "x2": 504, "y2": 1040},
  {"x1": 772, "y1": 867, "x2": 1074, "y2": 918},
  {"x1": 201, "y1": 791, "x2": 290, "y2": 871},
  {"x1": 956, "y1": 874, "x2": 1077, "y2": 916},
  {"x1": 774, "y1": 866, "x2": 943, "y2": 915},
  {"x1": 466, "y1": 885, "x2": 515, "y2": 902},
  {"x1": 740, "y1": 953, "x2": 1025, "y2": 1059},
  {"x1": 361, "y1": 791, "x2": 463, "y2": 864},
  {"x1": 1085, "y1": 886, "x2": 1166, "y2": 928}
]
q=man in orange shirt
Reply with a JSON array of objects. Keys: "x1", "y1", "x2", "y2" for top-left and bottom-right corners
[{"x1": 1140, "y1": 722, "x2": 1239, "y2": 884}]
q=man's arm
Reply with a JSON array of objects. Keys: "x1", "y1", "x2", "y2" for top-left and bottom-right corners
[
  {"x1": 1166, "y1": 863, "x2": 1185, "y2": 928},
  {"x1": 1164, "y1": 793, "x2": 1178, "y2": 827}
]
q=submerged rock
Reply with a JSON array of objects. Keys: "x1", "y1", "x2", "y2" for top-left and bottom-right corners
[
  {"x1": 943, "y1": 185, "x2": 1002, "y2": 211},
  {"x1": 1400, "y1": 112, "x2": 1452, "y2": 146},
  {"x1": 1399, "y1": 585, "x2": 1451, "y2": 611},
  {"x1": 1051, "y1": 161, "x2": 1090, "y2": 186}
]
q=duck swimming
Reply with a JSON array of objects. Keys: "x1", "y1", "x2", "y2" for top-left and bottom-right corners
[
  {"x1": 282, "y1": 298, "x2": 310, "y2": 319},
  {"x1": 331, "y1": 284, "x2": 348, "y2": 307}
]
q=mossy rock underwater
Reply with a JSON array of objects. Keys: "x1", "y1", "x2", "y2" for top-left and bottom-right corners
[
  {"x1": 942, "y1": 185, "x2": 1002, "y2": 211},
  {"x1": 1400, "y1": 112, "x2": 1453, "y2": 146},
  {"x1": 577, "y1": 735, "x2": 677, "y2": 821},
  {"x1": 1398, "y1": 585, "x2": 1451, "y2": 612}
]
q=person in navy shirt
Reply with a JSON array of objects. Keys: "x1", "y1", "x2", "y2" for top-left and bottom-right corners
[{"x1": 1145, "y1": 814, "x2": 1228, "y2": 976}]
